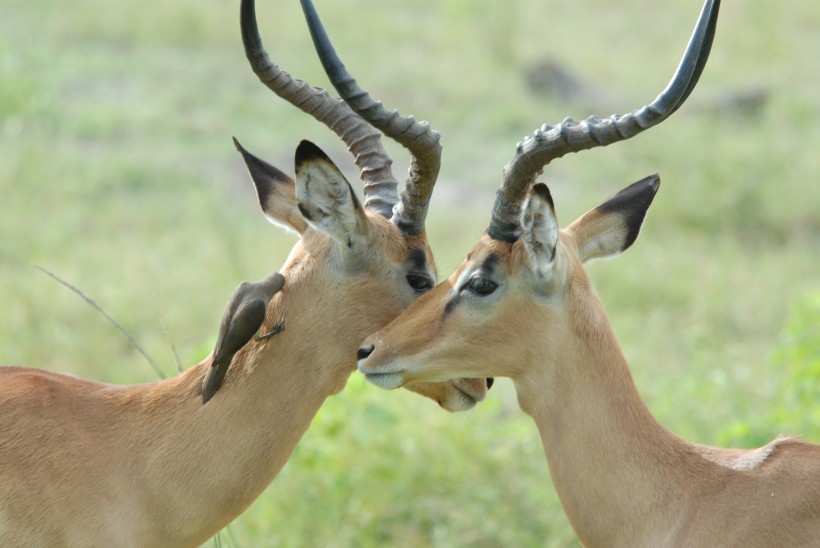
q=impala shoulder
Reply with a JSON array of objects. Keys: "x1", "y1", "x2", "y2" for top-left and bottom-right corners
[
  {"x1": 697, "y1": 436, "x2": 805, "y2": 472},
  {"x1": 1, "y1": 368, "x2": 60, "y2": 408},
  {"x1": 0, "y1": 367, "x2": 99, "y2": 409}
]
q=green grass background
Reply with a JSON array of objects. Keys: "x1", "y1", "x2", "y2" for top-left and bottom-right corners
[{"x1": 2, "y1": 0, "x2": 818, "y2": 545}]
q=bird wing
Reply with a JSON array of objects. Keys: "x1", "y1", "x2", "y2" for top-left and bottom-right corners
[
  {"x1": 213, "y1": 283, "x2": 249, "y2": 353},
  {"x1": 217, "y1": 298, "x2": 267, "y2": 357},
  {"x1": 202, "y1": 297, "x2": 267, "y2": 403}
]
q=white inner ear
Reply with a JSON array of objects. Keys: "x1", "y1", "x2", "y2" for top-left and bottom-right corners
[
  {"x1": 577, "y1": 220, "x2": 630, "y2": 263},
  {"x1": 566, "y1": 209, "x2": 633, "y2": 264},
  {"x1": 260, "y1": 182, "x2": 308, "y2": 235},
  {"x1": 522, "y1": 192, "x2": 559, "y2": 275},
  {"x1": 296, "y1": 161, "x2": 368, "y2": 248}
]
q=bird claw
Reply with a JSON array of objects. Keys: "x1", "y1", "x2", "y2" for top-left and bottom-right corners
[{"x1": 255, "y1": 320, "x2": 285, "y2": 340}]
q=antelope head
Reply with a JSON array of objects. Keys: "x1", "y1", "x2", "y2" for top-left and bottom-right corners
[
  {"x1": 356, "y1": 0, "x2": 719, "y2": 390},
  {"x1": 234, "y1": 0, "x2": 491, "y2": 410}
]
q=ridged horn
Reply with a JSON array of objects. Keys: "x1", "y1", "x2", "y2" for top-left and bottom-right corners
[
  {"x1": 300, "y1": 0, "x2": 442, "y2": 236},
  {"x1": 488, "y1": 0, "x2": 720, "y2": 242},
  {"x1": 240, "y1": 0, "x2": 399, "y2": 219}
]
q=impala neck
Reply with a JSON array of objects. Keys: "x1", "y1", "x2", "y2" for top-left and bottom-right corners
[
  {"x1": 513, "y1": 280, "x2": 698, "y2": 547},
  {"x1": 122, "y1": 257, "x2": 361, "y2": 544}
]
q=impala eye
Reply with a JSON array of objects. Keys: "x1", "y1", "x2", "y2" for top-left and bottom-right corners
[
  {"x1": 406, "y1": 274, "x2": 434, "y2": 293},
  {"x1": 463, "y1": 277, "x2": 498, "y2": 296}
]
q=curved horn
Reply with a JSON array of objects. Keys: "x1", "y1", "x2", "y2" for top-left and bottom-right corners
[
  {"x1": 240, "y1": 0, "x2": 399, "y2": 219},
  {"x1": 488, "y1": 0, "x2": 721, "y2": 242},
  {"x1": 300, "y1": 0, "x2": 442, "y2": 237}
]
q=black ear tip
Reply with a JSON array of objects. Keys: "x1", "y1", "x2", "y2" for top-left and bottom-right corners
[
  {"x1": 610, "y1": 173, "x2": 661, "y2": 204},
  {"x1": 531, "y1": 182, "x2": 555, "y2": 209},
  {"x1": 297, "y1": 139, "x2": 318, "y2": 151},
  {"x1": 295, "y1": 139, "x2": 329, "y2": 166},
  {"x1": 231, "y1": 137, "x2": 254, "y2": 163},
  {"x1": 645, "y1": 173, "x2": 661, "y2": 193},
  {"x1": 233, "y1": 136, "x2": 248, "y2": 155},
  {"x1": 232, "y1": 140, "x2": 292, "y2": 207}
]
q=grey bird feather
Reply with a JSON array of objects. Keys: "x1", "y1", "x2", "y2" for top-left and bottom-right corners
[{"x1": 201, "y1": 272, "x2": 286, "y2": 403}]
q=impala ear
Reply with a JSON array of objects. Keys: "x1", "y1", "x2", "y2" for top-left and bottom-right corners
[
  {"x1": 521, "y1": 183, "x2": 559, "y2": 276},
  {"x1": 234, "y1": 137, "x2": 308, "y2": 235},
  {"x1": 566, "y1": 174, "x2": 660, "y2": 263},
  {"x1": 294, "y1": 140, "x2": 370, "y2": 249}
]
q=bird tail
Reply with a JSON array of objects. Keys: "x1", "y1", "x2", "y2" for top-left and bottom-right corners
[{"x1": 200, "y1": 358, "x2": 229, "y2": 404}]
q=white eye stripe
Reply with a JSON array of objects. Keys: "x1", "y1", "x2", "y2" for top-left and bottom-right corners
[{"x1": 451, "y1": 268, "x2": 475, "y2": 298}]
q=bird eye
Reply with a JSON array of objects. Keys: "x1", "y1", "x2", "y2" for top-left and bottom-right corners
[
  {"x1": 406, "y1": 274, "x2": 434, "y2": 293},
  {"x1": 463, "y1": 277, "x2": 498, "y2": 296}
]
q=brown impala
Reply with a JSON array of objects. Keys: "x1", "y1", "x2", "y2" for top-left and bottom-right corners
[
  {"x1": 0, "y1": 0, "x2": 491, "y2": 545},
  {"x1": 357, "y1": 0, "x2": 820, "y2": 546}
]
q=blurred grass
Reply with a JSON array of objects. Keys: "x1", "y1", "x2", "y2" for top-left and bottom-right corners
[{"x1": 2, "y1": 0, "x2": 819, "y2": 545}]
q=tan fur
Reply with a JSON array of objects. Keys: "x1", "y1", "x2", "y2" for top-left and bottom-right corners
[
  {"x1": 360, "y1": 210, "x2": 820, "y2": 547},
  {"x1": 0, "y1": 201, "x2": 488, "y2": 546}
]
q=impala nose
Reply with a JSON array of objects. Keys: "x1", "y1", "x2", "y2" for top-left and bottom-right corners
[
  {"x1": 486, "y1": 378, "x2": 495, "y2": 390},
  {"x1": 357, "y1": 344, "x2": 375, "y2": 361}
]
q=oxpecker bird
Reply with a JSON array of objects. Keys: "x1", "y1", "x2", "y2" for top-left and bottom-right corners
[{"x1": 201, "y1": 271, "x2": 286, "y2": 403}]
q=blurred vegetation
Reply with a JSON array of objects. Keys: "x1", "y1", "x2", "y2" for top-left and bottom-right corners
[
  {"x1": 718, "y1": 292, "x2": 820, "y2": 448},
  {"x1": 1, "y1": 0, "x2": 818, "y2": 545}
]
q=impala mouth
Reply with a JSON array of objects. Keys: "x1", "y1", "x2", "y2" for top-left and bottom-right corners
[
  {"x1": 452, "y1": 378, "x2": 488, "y2": 403},
  {"x1": 358, "y1": 359, "x2": 407, "y2": 390},
  {"x1": 362, "y1": 372, "x2": 405, "y2": 390}
]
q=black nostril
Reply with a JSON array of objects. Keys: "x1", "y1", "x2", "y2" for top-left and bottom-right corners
[
  {"x1": 486, "y1": 377, "x2": 495, "y2": 390},
  {"x1": 357, "y1": 344, "x2": 375, "y2": 361}
]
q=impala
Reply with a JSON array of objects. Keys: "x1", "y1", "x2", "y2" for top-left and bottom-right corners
[
  {"x1": 357, "y1": 0, "x2": 820, "y2": 545},
  {"x1": 0, "y1": 0, "x2": 490, "y2": 545}
]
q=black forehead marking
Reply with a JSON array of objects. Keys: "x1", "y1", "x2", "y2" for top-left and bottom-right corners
[
  {"x1": 442, "y1": 294, "x2": 462, "y2": 319},
  {"x1": 479, "y1": 253, "x2": 500, "y2": 273},
  {"x1": 406, "y1": 247, "x2": 427, "y2": 270}
]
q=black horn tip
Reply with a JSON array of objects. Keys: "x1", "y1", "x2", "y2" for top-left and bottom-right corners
[{"x1": 300, "y1": 0, "x2": 347, "y2": 81}]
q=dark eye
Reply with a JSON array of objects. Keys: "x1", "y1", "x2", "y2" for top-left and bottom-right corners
[
  {"x1": 406, "y1": 274, "x2": 434, "y2": 293},
  {"x1": 463, "y1": 277, "x2": 498, "y2": 296}
]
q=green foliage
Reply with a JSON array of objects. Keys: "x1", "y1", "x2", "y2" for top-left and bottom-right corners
[
  {"x1": 2, "y1": 0, "x2": 819, "y2": 545},
  {"x1": 719, "y1": 293, "x2": 820, "y2": 447},
  {"x1": 224, "y1": 379, "x2": 575, "y2": 547}
]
